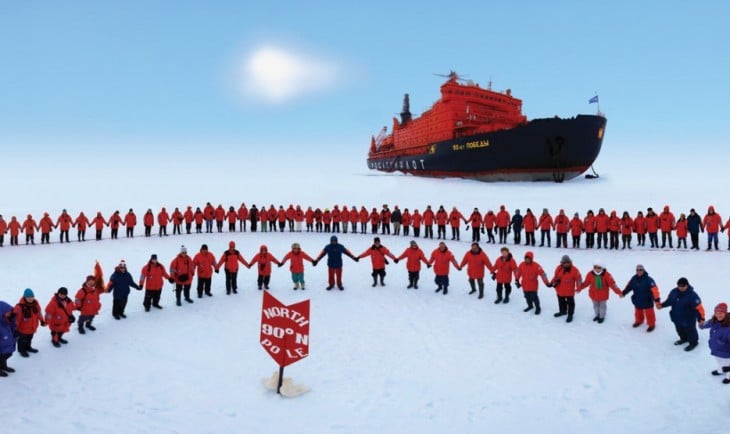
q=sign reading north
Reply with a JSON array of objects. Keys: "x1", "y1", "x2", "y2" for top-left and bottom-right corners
[{"x1": 260, "y1": 291, "x2": 310, "y2": 368}]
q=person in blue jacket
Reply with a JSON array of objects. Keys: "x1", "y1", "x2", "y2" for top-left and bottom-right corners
[
  {"x1": 0, "y1": 301, "x2": 18, "y2": 378},
  {"x1": 686, "y1": 209, "x2": 702, "y2": 250},
  {"x1": 658, "y1": 277, "x2": 706, "y2": 352},
  {"x1": 106, "y1": 260, "x2": 142, "y2": 319},
  {"x1": 622, "y1": 264, "x2": 661, "y2": 332},
  {"x1": 312, "y1": 235, "x2": 359, "y2": 290},
  {"x1": 699, "y1": 302, "x2": 730, "y2": 384},
  {"x1": 510, "y1": 209, "x2": 523, "y2": 245}
]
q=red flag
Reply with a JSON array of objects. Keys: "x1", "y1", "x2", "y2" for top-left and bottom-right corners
[{"x1": 93, "y1": 261, "x2": 105, "y2": 293}]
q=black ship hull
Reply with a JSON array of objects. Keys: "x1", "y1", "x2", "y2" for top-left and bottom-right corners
[{"x1": 367, "y1": 114, "x2": 606, "y2": 182}]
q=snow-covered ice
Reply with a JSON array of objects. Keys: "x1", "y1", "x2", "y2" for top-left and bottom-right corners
[{"x1": 1, "y1": 147, "x2": 729, "y2": 433}]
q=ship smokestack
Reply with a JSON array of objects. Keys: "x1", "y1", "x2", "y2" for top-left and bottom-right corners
[{"x1": 400, "y1": 93, "x2": 412, "y2": 125}]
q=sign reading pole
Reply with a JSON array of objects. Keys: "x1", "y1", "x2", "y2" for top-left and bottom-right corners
[{"x1": 260, "y1": 291, "x2": 310, "y2": 395}]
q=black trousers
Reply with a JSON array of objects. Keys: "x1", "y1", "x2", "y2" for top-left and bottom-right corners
[
  {"x1": 496, "y1": 282, "x2": 512, "y2": 300},
  {"x1": 472, "y1": 227, "x2": 480, "y2": 242},
  {"x1": 407, "y1": 271, "x2": 420, "y2": 287},
  {"x1": 557, "y1": 295, "x2": 575, "y2": 315},
  {"x1": 690, "y1": 232, "x2": 699, "y2": 249},
  {"x1": 425, "y1": 225, "x2": 433, "y2": 238},
  {"x1": 126, "y1": 227, "x2": 134, "y2": 237},
  {"x1": 371, "y1": 268, "x2": 386, "y2": 285},
  {"x1": 524, "y1": 291, "x2": 540, "y2": 308},
  {"x1": 585, "y1": 233, "x2": 595, "y2": 248},
  {"x1": 661, "y1": 231, "x2": 673, "y2": 248},
  {"x1": 451, "y1": 226, "x2": 460, "y2": 240},
  {"x1": 540, "y1": 230, "x2": 551, "y2": 246},
  {"x1": 60, "y1": 230, "x2": 70, "y2": 243},
  {"x1": 175, "y1": 284, "x2": 192, "y2": 300},
  {"x1": 41, "y1": 233, "x2": 50, "y2": 244},
  {"x1": 225, "y1": 270, "x2": 238, "y2": 293},
  {"x1": 257, "y1": 275, "x2": 271, "y2": 289},
  {"x1": 556, "y1": 233, "x2": 567, "y2": 248},
  {"x1": 413, "y1": 227, "x2": 420, "y2": 237},
  {"x1": 675, "y1": 324, "x2": 698, "y2": 345},
  {"x1": 144, "y1": 225, "x2": 151, "y2": 237},
  {"x1": 143, "y1": 289, "x2": 162, "y2": 309},
  {"x1": 513, "y1": 229, "x2": 521, "y2": 244},
  {"x1": 112, "y1": 298, "x2": 128, "y2": 317},
  {"x1": 597, "y1": 232, "x2": 608, "y2": 248},
  {"x1": 498, "y1": 227, "x2": 508, "y2": 243},
  {"x1": 437, "y1": 225, "x2": 446, "y2": 239},
  {"x1": 197, "y1": 277, "x2": 212, "y2": 297},
  {"x1": 525, "y1": 231, "x2": 535, "y2": 246},
  {"x1": 111, "y1": 228, "x2": 118, "y2": 239}
]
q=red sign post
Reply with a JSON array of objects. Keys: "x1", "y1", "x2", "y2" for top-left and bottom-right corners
[{"x1": 260, "y1": 291, "x2": 310, "y2": 393}]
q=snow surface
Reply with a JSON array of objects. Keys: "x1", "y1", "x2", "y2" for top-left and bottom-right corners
[{"x1": 2, "y1": 147, "x2": 729, "y2": 434}]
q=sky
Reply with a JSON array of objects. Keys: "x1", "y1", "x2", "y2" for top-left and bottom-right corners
[{"x1": 1, "y1": 1, "x2": 729, "y2": 158}]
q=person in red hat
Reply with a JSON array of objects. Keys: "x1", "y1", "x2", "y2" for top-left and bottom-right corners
[
  {"x1": 699, "y1": 302, "x2": 730, "y2": 383},
  {"x1": 217, "y1": 241, "x2": 249, "y2": 294}
]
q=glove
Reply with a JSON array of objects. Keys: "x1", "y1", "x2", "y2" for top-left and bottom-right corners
[
  {"x1": 312, "y1": 260, "x2": 318, "y2": 267},
  {"x1": 481, "y1": 228, "x2": 485, "y2": 234},
  {"x1": 69, "y1": 315, "x2": 76, "y2": 324},
  {"x1": 515, "y1": 281, "x2": 521, "y2": 289},
  {"x1": 40, "y1": 320, "x2": 47, "y2": 327},
  {"x1": 354, "y1": 257, "x2": 360, "y2": 262},
  {"x1": 178, "y1": 274, "x2": 189, "y2": 282},
  {"x1": 215, "y1": 268, "x2": 220, "y2": 274},
  {"x1": 490, "y1": 273, "x2": 496, "y2": 281},
  {"x1": 278, "y1": 263, "x2": 283, "y2": 268},
  {"x1": 427, "y1": 263, "x2": 432, "y2": 268},
  {"x1": 384, "y1": 259, "x2": 389, "y2": 265},
  {"x1": 394, "y1": 258, "x2": 399, "y2": 264},
  {"x1": 553, "y1": 279, "x2": 561, "y2": 287},
  {"x1": 168, "y1": 278, "x2": 175, "y2": 284}
]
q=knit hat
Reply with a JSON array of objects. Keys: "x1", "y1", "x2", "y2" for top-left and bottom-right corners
[
  {"x1": 180, "y1": 245, "x2": 187, "y2": 254},
  {"x1": 410, "y1": 240, "x2": 417, "y2": 246},
  {"x1": 524, "y1": 251, "x2": 534, "y2": 259},
  {"x1": 23, "y1": 288, "x2": 34, "y2": 298},
  {"x1": 715, "y1": 303, "x2": 728, "y2": 314},
  {"x1": 374, "y1": 237, "x2": 380, "y2": 243},
  {"x1": 292, "y1": 243, "x2": 301, "y2": 249},
  {"x1": 118, "y1": 260, "x2": 127, "y2": 268},
  {"x1": 330, "y1": 235, "x2": 338, "y2": 243},
  {"x1": 150, "y1": 254, "x2": 158, "y2": 261},
  {"x1": 57, "y1": 287, "x2": 68, "y2": 295},
  {"x1": 676, "y1": 277, "x2": 689, "y2": 286},
  {"x1": 201, "y1": 244, "x2": 208, "y2": 251},
  {"x1": 229, "y1": 241, "x2": 235, "y2": 248},
  {"x1": 560, "y1": 255, "x2": 572, "y2": 263},
  {"x1": 593, "y1": 260, "x2": 604, "y2": 269}
]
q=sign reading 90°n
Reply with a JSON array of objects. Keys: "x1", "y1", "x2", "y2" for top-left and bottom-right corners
[{"x1": 260, "y1": 291, "x2": 310, "y2": 368}]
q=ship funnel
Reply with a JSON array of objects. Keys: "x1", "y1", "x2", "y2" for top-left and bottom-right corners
[{"x1": 400, "y1": 93, "x2": 412, "y2": 125}]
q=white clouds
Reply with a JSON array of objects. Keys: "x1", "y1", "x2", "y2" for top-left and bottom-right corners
[{"x1": 238, "y1": 45, "x2": 340, "y2": 104}]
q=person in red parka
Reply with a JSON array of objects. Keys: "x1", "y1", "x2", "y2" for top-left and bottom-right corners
[
  {"x1": 459, "y1": 242, "x2": 494, "y2": 299},
  {"x1": 203, "y1": 202, "x2": 215, "y2": 233},
  {"x1": 13, "y1": 288, "x2": 45, "y2": 357},
  {"x1": 358, "y1": 237, "x2": 397, "y2": 287},
  {"x1": 171, "y1": 207, "x2": 184, "y2": 235},
  {"x1": 305, "y1": 207, "x2": 315, "y2": 232},
  {"x1": 620, "y1": 211, "x2": 634, "y2": 249},
  {"x1": 143, "y1": 209, "x2": 154, "y2": 237},
  {"x1": 182, "y1": 206, "x2": 194, "y2": 234},
  {"x1": 193, "y1": 244, "x2": 219, "y2": 297},
  {"x1": 124, "y1": 208, "x2": 137, "y2": 238},
  {"x1": 74, "y1": 211, "x2": 91, "y2": 242},
  {"x1": 435, "y1": 205, "x2": 448, "y2": 240},
  {"x1": 368, "y1": 208, "x2": 379, "y2": 234},
  {"x1": 549, "y1": 255, "x2": 583, "y2": 323},
  {"x1": 675, "y1": 213, "x2": 688, "y2": 249},
  {"x1": 22, "y1": 214, "x2": 37, "y2": 245},
  {"x1": 633, "y1": 211, "x2": 647, "y2": 247},
  {"x1": 583, "y1": 210, "x2": 596, "y2": 248},
  {"x1": 577, "y1": 261, "x2": 623, "y2": 323},
  {"x1": 349, "y1": 206, "x2": 359, "y2": 234},
  {"x1": 401, "y1": 208, "x2": 412, "y2": 237},
  {"x1": 411, "y1": 209, "x2": 422, "y2": 238},
  {"x1": 279, "y1": 243, "x2": 314, "y2": 290},
  {"x1": 266, "y1": 205, "x2": 277, "y2": 232},
  {"x1": 38, "y1": 213, "x2": 54, "y2": 244},
  {"x1": 538, "y1": 208, "x2": 553, "y2": 247},
  {"x1": 248, "y1": 244, "x2": 281, "y2": 290},
  {"x1": 277, "y1": 206, "x2": 287, "y2": 232},
  {"x1": 380, "y1": 205, "x2": 391, "y2": 235},
  {"x1": 75, "y1": 275, "x2": 102, "y2": 333},
  {"x1": 0, "y1": 214, "x2": 6, "y2": 247},
  {"x1": 521, "y1": 208, "x2": 536, "y2": 246},
  {"x1": 294, "y1": 205, "x2": 304, "y2": 232},
  {"x1": 139, "y1": 254, "x2": 173, "y2": 310},
  {"x1": 492, "y1": 247, "x2": 518, "y2": 304},
  {"x1": 554, "y1": 209, "x2": 570, "y2": 248},
  {"x1": 287, "y1": 204, "x2": 297, "y2": 232},
  {"x1": 157, "y1": 207, "x2": 170, "y2": 237},
  {"x1": 91, "y1": 211, "x2": 108, "y2": 241},
  {"x1": 645, "y1": 207, "x2": 660, "y2": 248},
  {"x1": 495, "y1": 205, "x2": 511, "y2": 244},
  {"x1": 395, "y1": 240, "x2": 430, "y2": 289},
  {"x1": 109, "y1": 210, "x2": 123, "y2": 239},
  {"x1": 45, "y1": 287, "x2": 75, "y2": 347},
  {"x1": 238, "y1": 203, "x2": 249, "y2": 232},
  {"x1": 423, "y1": 205, "x2": 435, "y2": 239},
  {"x1": 193, "y1": 206, "x2": 204, "y2": 233},
  {"x1": 448, "y1": 206, "x2": 466, "y2": 241},
  {"x1": 217, "y1": 241, "x2": 249, "y2": 294},
  {"x1": 702, "y1": 205, "x2": 723, "y2": 250},
  {"x1": 226, "y1": 206, "x2": 238, "y2": 233},
  {"x1": 8, "y1": 216, "x2": 21, "y2": 246},
  {"x1": 468, "y1": 208, "x2": 483, "y2": 243},
  {"x1": 515, "y1": 251, "x2": 550, "y2": 314},
  {"x1": 56, "y1": 209, "x2": 73, "y2": 243},
  {"x1": 608, "y1": 210, "x2": 620, "y2": 250},
  {"x1": 215, "y1": 205, "x2": 226, "y2": 233},
  {"x1": 428, "y1": 242, "x2": 460, "y2": 295},
  {"x1": 170, "y1": 245, "x2": 195, "y2": 306},
  {"x1": 570, "y1": 212, "x2": 584, "y2": 248},
  {"x1": 659, "y1": 205, "x2": 675, "y2": 248}
]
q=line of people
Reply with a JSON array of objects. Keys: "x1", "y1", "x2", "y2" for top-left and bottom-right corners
[
  {"x1": 2, "y1": 236, "x2": 730, "y2": 382},
  {"x1": 2, "y1": 204, "x2": 729, "y2": 252}
]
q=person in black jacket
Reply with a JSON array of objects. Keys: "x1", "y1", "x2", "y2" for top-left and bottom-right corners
[
  {"x1": 391, "y1": 206, "x2": 402, "y2": 236},
  {"x1": 106, "y1": 260, "x2": 141, "y2": 319},
  {"x1": 658, "y1": 277, "x2": 705, "y2": 352},
  {"x1": 249, "y1": 205, "x2": 259, "y2": 232},
  {"x1": 511, "y1": 209, "x2": 523, "y2": 245},
  {"x1": 686, "y1": 209, "x2": 702, "y2": 250}
]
